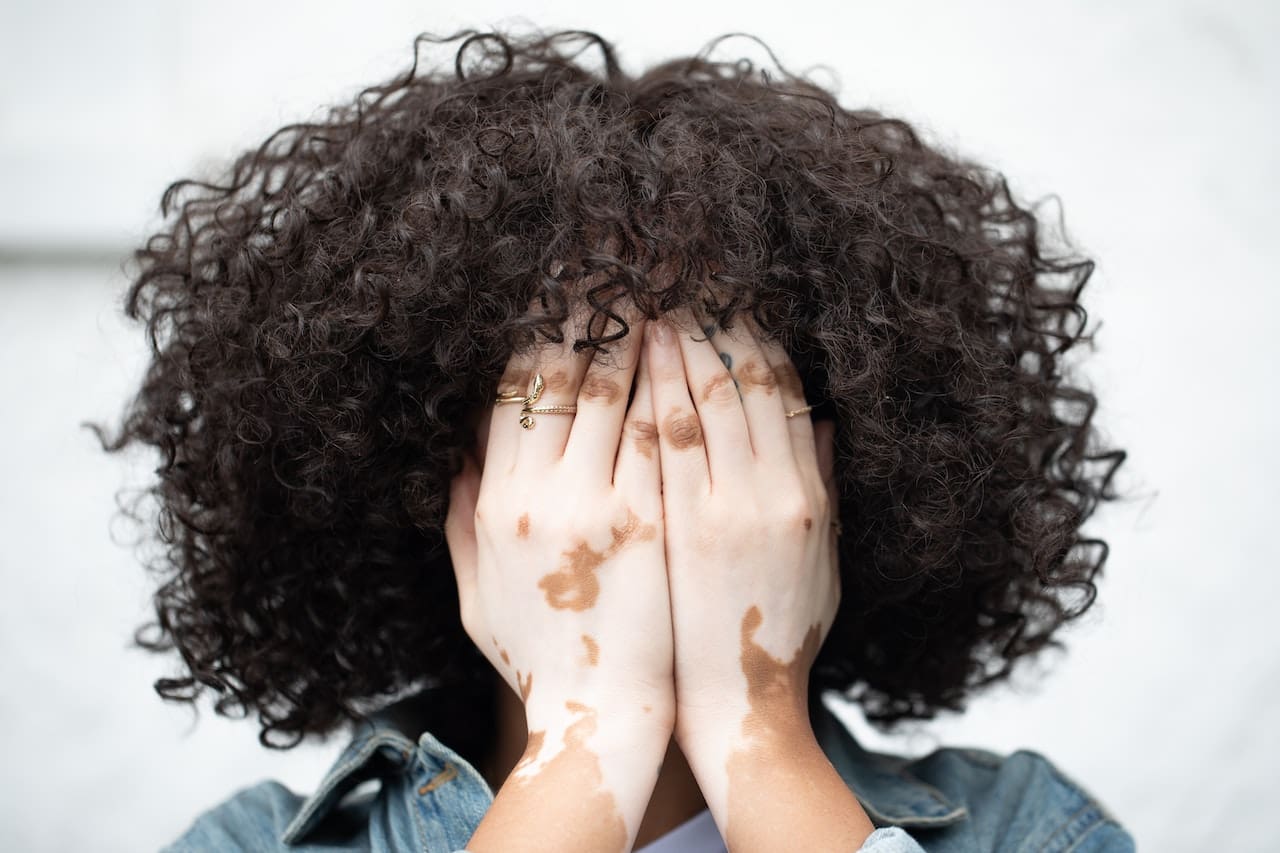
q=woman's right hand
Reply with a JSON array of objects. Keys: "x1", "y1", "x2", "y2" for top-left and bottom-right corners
[{"x1": 443, "y1": 305, "x2": 674, "y2": 852}]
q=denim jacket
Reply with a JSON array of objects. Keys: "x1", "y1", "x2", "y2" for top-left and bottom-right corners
[{"x1": 162, "y1": 689, "x2": 1134, "y2": 852}]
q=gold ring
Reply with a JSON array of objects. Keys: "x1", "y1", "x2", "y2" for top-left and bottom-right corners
[
  {"x1": 494, "y1": 391, "x2": 525, "y2": 405},
  {"x1": 785, "y1": 404, "x2": 815, "y2": 418},
  {"x1": 518, "y1": 372, "x2": 578, "y2": 430}
]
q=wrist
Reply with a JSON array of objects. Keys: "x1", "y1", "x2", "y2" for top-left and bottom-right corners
[
  {"x1": 676, "y1": 697, "x2": 813, "y2": 778},
  {"x1": 678, "y1": 712, "x2": 875, "y2": 853},
  {"x1": 471, "y1": 697, "x2": 673, "y2": 853},
  {"x1": 526, "y1": 694, "x2": 675, "y2": 745}
]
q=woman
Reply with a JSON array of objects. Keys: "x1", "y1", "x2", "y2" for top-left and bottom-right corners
[{"x1": 94, "y1": 27, "x2": 1134, "y2": 851}]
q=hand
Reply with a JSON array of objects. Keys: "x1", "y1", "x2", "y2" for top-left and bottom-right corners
[
  {"x1": 646, "y1": 311, "x2": 839, "y2": 735},
  {"x1": 444, "y1": 304, "x2": 674, "y2": 852},
  {"x1": 646, "y1": 311, "x2": 863, "y2": 851}
]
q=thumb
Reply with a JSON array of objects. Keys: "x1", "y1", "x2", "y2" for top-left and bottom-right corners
[
  {"x1": 814, "y1": 419, "x2": 840, "y2": 533},
  {"x1": 814, "y1": 418, "x2": 843, "y2": 622},
  {"x1": 444, "y1": 449, "x2": 482, "y2": 630}
]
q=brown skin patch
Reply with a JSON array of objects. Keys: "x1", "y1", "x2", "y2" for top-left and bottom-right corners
[
  {"x1": 492, "y1": 636, "x2": 512, "y2": 665},
  {"x1": 512, "y1": 729, "x2": 545, "y2": 775},
  {"x1": 770, "y1": 359, "x2": 806, "y2": 402},
  {"x1": 626, "y1": 419, "x2": 658, "y2": 459},
  {"x1": 540, "y1": 369, "x2": 572, "y2": 395},
  {"x1": 661, "y1": 410, "x2": 704, "y2": 450},
  {"x1": 581, "y1": 634, "x2": 599, "y2": 666},
  {"x1": 516, "y1": 513, "x2": 530, "y2": 538},
  {"x1": 471, "y1": 701, "x2": 628, "y2": 853},
  {"x1": 537, "y1": 508, "x2": 656, "y2": 610},
  {"x1": 517, "y1": 670, "x2": 533, "y2": 703},
  {"x1": 804, "y1": 517, "x2": 813, "y2": 530},
  {"x1": 580, "y1": 374, "x2": 623, "y2": 404},
  {"x1": 724, "y1": 605, "x2": 824, "y2": 851},
  {"x1": 700, "y1": 371, "x2": 737, "y2": 404},
  {"x1": 737, "y1": 358, "x2": 779, "y2": 393}
]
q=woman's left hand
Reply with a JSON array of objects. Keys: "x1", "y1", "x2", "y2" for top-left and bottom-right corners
[{"x1": 644, "y1": 309, "x2": 853, "y2": 849}]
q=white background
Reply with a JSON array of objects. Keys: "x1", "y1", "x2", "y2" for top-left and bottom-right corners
[{"x1": 2, "y1": 1, "x2": 1277, "y2": 850}]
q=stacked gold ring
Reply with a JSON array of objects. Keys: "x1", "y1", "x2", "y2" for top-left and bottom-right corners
[
  {"x1": 493, "y1": 372, "x2": 579, "y2": 430},
  {"x1": 499, "y1": 376, "x2": 811, "y2": 426}
]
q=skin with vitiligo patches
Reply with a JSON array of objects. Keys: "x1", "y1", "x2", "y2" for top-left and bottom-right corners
[
  {"x1": 470, "y1": 700, "x2": 629, "y2": 853},
  {"x1": 537, "y1": 508, "x2": 656, "y2": 610},
  {"x1": 723, "y1": 605, "x2": 824, "y2": 852}
]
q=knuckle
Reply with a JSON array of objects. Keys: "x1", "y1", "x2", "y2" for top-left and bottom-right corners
[
  {"x1": 625, "y1": 418, "x2": 659, "y2": 454},
  {"x1": 539, "y1": 368, "x2": 572, "y2": 397},
  {"x1": 737, "y1": 358, "x2": 778, "y2": 393},
  {"x1": 661, "y1": 409, "x2": 704, "y2": 450},
  {"x1": 772, "y1": 359, "x2": 805, "y2": 400},
  {"x1": 473, "y1": 498, "x2": 502, "y2": 530},
  {"x1": 457, "y1": 595, "x2": 480, "y2": 638},
  {"x1": 700, "y1": 371, "x2": 739, "y2": 406},
  {"x1": 579, "y1": 373, "x2": 623, "y2": 405},
  {"x1": 776, "y1": 493, "x2": 813, "y2": 530},
  {"x1": 498, "y1": 359, "x2": 531, "y2": 392}
]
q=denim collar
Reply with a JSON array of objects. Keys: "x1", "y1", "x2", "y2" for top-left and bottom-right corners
[{"x1": 280, "y1": 687, "x2": 967, "y2": 844}]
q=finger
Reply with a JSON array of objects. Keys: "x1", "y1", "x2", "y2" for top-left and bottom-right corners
[
  {"x1": 755, "y1": 323, "x2": 819, "y2": 483},
  {"x1": 514, "y1": 303, "x2": 595, "y2": 468},
  {"x1": 814, "y1": 418, "x2": 842, "y2": 600},
  {"x1": 814, "y1": 417, "x2": 837, "y2": 491},
  {"x1": 707, "y1": 316, "x2": 792, "y2": 466},
  {"x1": 613, "y1": 336, "x2": 660, "y2": 503},
  {"x1": 646, "y1": 317, "x2": 710, "y2": 502},
  {"x1": 672, "y1": 315, "x2": 753, "y2": 487},
  {"x1": 564, "y1": 314, "x2": 646, "y2": 478},
  {"x1": 444, "y1": 450, "x2": 482, "y2": 636},
  {"x1": 815, "y1": 417, "x2": 839, "y2": 530},
  {"x1": 484, "y1": 345, "x2": 536, "y2": 482}
]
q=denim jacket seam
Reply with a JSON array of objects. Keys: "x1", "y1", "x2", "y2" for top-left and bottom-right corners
[
  {"x1": 1040, "y1": 798, "x2": 1105, "y2": 853},
  {"x1": 881, "y1": 756, "x2": 971, "y2": 819},
  {"x1": 406, "y1": 787, "x2": 431, "y2": 853},
  {"x1": 1039, "y1": 755, "x2": 1123, "y2": 827},
  {"x1": 849, "y1": 766, "x2": 970, "y2": 827},
  {"x1": 1061, "y1": 818, "x2": 1128, "y2": 853}
]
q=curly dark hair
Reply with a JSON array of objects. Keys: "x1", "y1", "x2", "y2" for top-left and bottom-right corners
[{"x1": 88, "y1": 27, "x2": 1128, "y2": 751}]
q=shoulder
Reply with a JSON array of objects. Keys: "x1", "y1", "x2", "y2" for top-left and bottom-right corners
[
  {"x1": 905, "y1": 744, "x2": 1135, "y2": 852},
  {"x1": 161, "y1": 780, "x2": 306, "y2": 852},
  {"x1": 812, "y1": 694, "x2": 1134, "y2": 852}
]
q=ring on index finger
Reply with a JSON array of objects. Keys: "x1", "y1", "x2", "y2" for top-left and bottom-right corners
[{"x1": 496, "y1": 371, "x2": 579, "y2": 430}]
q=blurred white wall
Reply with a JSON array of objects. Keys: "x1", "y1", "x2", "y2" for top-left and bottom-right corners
[{"x1": 2, "y1": 1, "x2": 1277, "y2": 850}]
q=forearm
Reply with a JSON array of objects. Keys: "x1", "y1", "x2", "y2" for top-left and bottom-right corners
[
  {"x1": 680, "y1": 708, "x2": 876, "y2": 852},
  {"x1": 466, "y1": 701, "x2": 671, "y2": 853}
]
